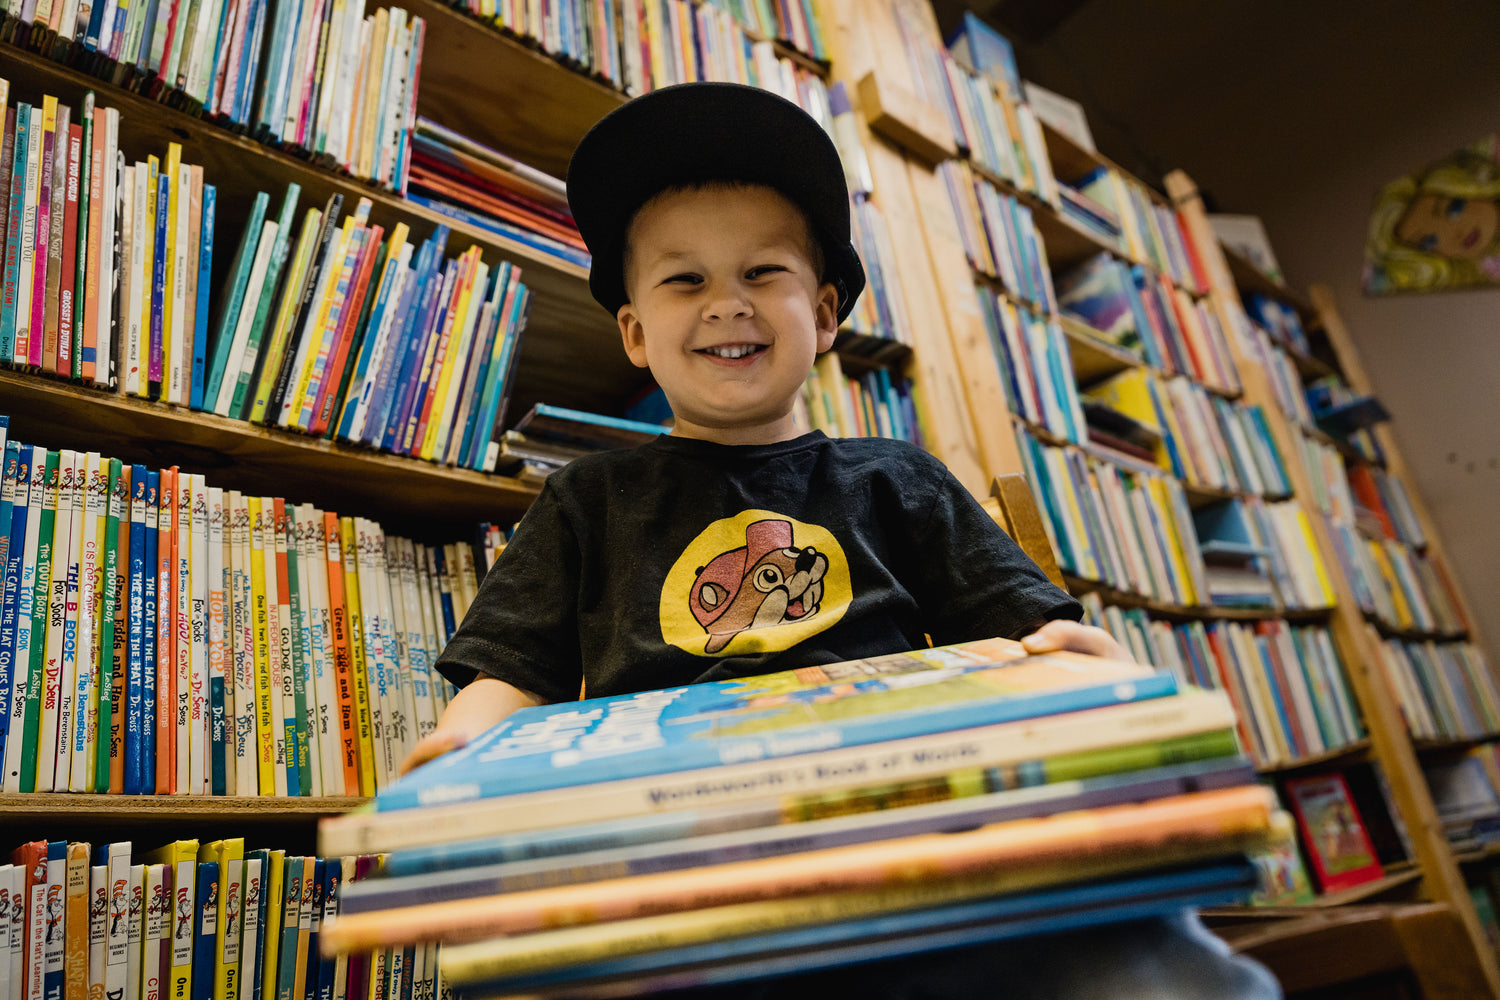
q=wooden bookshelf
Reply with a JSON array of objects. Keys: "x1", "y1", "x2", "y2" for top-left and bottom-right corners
[
  {"x1": 0, "y1": 793, "x2": 366, "y2": 822},
  {"x1": 1219, "y1": 244, "x2": 1316, "y2": 322},
  {"x1": 1312, "y1": 866, "x2": 1424, "y2": 907},
  {"x1": 1258, "y1": 738, "x2": 1373, "y2": 775}
]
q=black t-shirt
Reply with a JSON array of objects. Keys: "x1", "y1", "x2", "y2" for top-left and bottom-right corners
[{"x1": 434, "y1": 431, "x2": 1081, "y2": 703}]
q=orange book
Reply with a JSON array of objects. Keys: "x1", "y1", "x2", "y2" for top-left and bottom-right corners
[
  {"x1": 323, "y1": 511, "x2": 360, "y2": 795},
  {"x1": 1345, "y1": 465, "x2": 1396, "y2": 540},
  {"x1": 63, "y1": 842, "x2": 89, "y2": 1000},
  {"x1": 320, "y1": 785, "x2": 1277, "y2": 951},
  {"x1": 156, "y1": 467, "x2": 178, "y2": 793}
]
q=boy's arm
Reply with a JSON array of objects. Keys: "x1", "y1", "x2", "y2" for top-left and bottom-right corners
[{"x1": 398, "y1": 677, "x2": 545, "y2": 775}]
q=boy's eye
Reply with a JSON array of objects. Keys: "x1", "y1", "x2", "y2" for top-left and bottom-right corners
[
  {"x1": 1446, "y1": 198, "x2": 1468, "y2": 218},
  {"x1": 746, "y1": 266, "x2": 786, "y2": 279},
  {"x1": 662, "y1": 273, "x2": 702, "y2": 286}
]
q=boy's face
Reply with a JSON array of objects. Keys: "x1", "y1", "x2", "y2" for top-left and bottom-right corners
[{"x1": 616, "y1": 185, "x2": 840, "y2": 445}]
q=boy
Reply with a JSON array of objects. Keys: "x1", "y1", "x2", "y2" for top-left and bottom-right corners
[
  {"x1": 408, "y1": 81, "x2": 1120, "y2": 769},
  {"x1": 405, "y1": 82, "x2": 1279, "y2": 1000}
]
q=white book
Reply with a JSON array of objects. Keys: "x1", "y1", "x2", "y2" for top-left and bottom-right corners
[
  {"x1": 379, "y1": 17, "x2": 411, "y2": 186},
  {"x1": 2, "y1": 450, "x2": 36, "y2": 792},
  {"x1": 141, "y1": 864, "x2": 169, "y2": 1000},
  {"x1": 211, "y1": 219, "x2": 280, "y2": 416},
  {"x1": 68, "y1": 453, "x2": 106, "y2": 790},
  {"x1": 299, "y1": 504, "x2": 339, "y2": 793},
  {"x1": 39, "y1": 451, "x2": 79, "y2": 792},
  {"x1": 206, "y1": 486, "x2": 226, "y2": 793},
  {"x1": 229, "y1": 492, "x2": 256, "y2": 795},
  {"x1": 173, "y1": 474, "x2": 192, "y2": 792},
  {"x1": 311, "y1": 0, "x2": 348, "y2": 154},
  {"x1": 182, "y1": 0, "x2": 223, "y2": 101},
  {"x1": 370, "y1": 524, "x2": 409, "y2": 774},
  {"x1": 353, "y1": 518, "x2": 389, "y2": 789},
  {"x1": 345, "y1": 17, "x2": 376, "y2": 175},
  {"x1": 283, "y1": 0, "x2": 329, "y2": 145},
  {"x1": 103, "y1": 842, "x2": 131, "y2": 1000},
  {"x1": 188, "y1": 475, "x2": 209, "y2": 794},
  {"x1": 13, "y1": 102, "x2": 42, "y2": 366},
  {"x1": 344, "y1": 245, "x2": 410, "y2": 441},
  {"x1": 396, "y1": 538, "x2": 436, "y2": 744},
  {"x1": 383, "y1": 535, "x2": 419, "y2": 757},
  {"x1": 274, "y1": 213, "x2": 352, "y2": 429},
  {"x1": 124, "y1": 163, "x2": 148, "y2": 395},
  {"x1": 0, "y1": 865, "x2": 14, "y2": 1000},
  {"x1": 124, "y1": 864, "x2": 144, "y2": 1000},
  {"x1": 87, "y1": 864, "x2": 108, "y2": 1000},
  {"x1": 239, "y1": 857, "x2": 262, "y2": 989},
  {"x1": 257, "y1": 498, "x2": 286, "y2": 796},
  {"x1": 286, "y1": 506, "x2": 320, "y2": 796},
  {"x1": 94, "y1": 108, "x2": 120, "y2": 387}
]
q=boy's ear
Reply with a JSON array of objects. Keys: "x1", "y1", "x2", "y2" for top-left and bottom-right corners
[
  {"x1": 814, "y1": 281, "x2": 839, "y2": 354},
  {"x1": 618, "y1": 302, "x2": 651, "y2": 369}
]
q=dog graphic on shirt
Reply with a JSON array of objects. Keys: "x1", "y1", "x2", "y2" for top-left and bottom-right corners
[{"x1": 689, "y1": 519, "x2": 828, "y2": 654}]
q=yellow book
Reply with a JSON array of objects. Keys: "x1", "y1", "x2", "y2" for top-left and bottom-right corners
[
  {"x1": 813, "y1": 352, "x2": 856, "y2": 438},
  {"x1": 286, "y1": 213, "x2": 361, "y2": 429},
  {"x1": 1044, "y1": 446, "x2": 1096, "y2": 582},
  {"x1": 1149, "y1": 478, "x2": 1200, "y2": 607},
  {"x1": 208, "y1": 837, "x2": 245, "y2": 1000},
  {"x1": 161, "y1": 143, "x2": 182, "y2": 391},
  {"x1": 1366, "y1": 539, "x2": 1411, "y2": 627},
  {"x1": 290, "y1": 855, "x2": 317, "y2": 1000},
  {"x1": 1292, "y1": 507, "x2": 1336, "y2": 609},
  {"x1": 63, "y1": 841, "x2": 88, "y2": 1000},
  {"x1": 248, "y1": 496, "x2": 275, "y2": 794},
  {"x1": 258, "y1": 850, "x2": 286, "y2": 1000},
  {"x1": 644, "y1": 0, "x2": 668, "y2": 89},
  {"x1": 341, "y1": 516, "x2": 376, "y2": 796},
  {"x1": 1086, "y1": 369, "x2": 1165, "y2": 448},
  {"x1": 356, "y1": 9, "x2": 391, "y2": 180},
  {"x1": 144, "y1": 839, "x2": 200, "y2": 1000},
  {"x1": 419, "y1": 250, "x2": 483, "y2": 461}
]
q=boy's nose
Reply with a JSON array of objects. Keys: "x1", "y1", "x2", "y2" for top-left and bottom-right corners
[{"x1": 701, "y1": 283, "x2": 754, "y2": 321}]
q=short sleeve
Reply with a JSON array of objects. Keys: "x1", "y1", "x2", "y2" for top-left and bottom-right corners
[
  {"x1": 899, "y1": 462, "x2": 1082, "y2": 645},
  {"x1": 432, "y1": 482, "x2": 585, "y2": 704}
]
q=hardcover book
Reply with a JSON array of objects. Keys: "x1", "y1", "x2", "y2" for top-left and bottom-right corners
[
  {"x1": 372, "y1": 637, "x2": 1175, "y2": 813},
  {"x1": 1283, "y1": 773, "x2": 1384, "y2": 892}
]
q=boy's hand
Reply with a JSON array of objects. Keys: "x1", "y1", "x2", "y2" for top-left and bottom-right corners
[
  {"x1": 397, "y1": 677, "x2": 546, "y2": 777},
  {"x1": 1020, "y1": 620, "x2": 1130, "y2": 661}
]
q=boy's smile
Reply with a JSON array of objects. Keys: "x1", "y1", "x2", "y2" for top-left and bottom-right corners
[{"x1": 616, "y1": 184, "x2": 840, "y2": 446}]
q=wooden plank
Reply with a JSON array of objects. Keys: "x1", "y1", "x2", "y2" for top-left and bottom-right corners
[{"x1": 855, "y1": 70, "x2": 956, "y2": 166}]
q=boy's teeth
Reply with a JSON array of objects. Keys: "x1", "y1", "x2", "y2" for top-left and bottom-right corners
[{"x1": 705, "y1": 345, "x2": 758, "y2": 359}]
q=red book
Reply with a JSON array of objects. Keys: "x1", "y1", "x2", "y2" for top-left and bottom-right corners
[
  {"x1": 1202, "y1": 626, "x2": 1261, "y2": 764},
  {"x1": 1284, "y1": 773, "x2": 1384, "y2": 893},
  {"x1": 35, "y1": 116, "x2": 57, "y2": 372},
  {"x1": 1255, "y1": 621, "x2": 1309, "y2": 759},
  {"x1": 310, "y1": 225, "x2": 384, "y2": 437},
  {"x1": 1176, "y1": 208, "x2": 1211, "y2": 292},
  {"x1": 155, "y1": 467, "x2": 178, "y2": 794},
  {"x1": 81, "y1": 112, "x2": 106, "y2": 385},
  {"x1": 323, "y1": 511, "x2": 360, "y2": 795},
  {"x1": 10, "y1": 841, "x2": 48, "y2": 1000},
  {"x1": 1345, "y1": 465, "x2": 1396, "y2": 540},
  {"x1": 56, "y1": 123, "x2": 82, "y2": 377}
]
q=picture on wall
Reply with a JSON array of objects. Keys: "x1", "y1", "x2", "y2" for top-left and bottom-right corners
[{"x1": 1364, "y1": 134, "x2": 1500, "y2": 295}]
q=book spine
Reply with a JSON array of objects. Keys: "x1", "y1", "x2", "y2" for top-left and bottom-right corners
[
  {"x1": 339, "y1": 516, "x2": 375, "y2": 796},
  {"x1": 322, "y1": 511, "x2": 358, "y2": 795}
]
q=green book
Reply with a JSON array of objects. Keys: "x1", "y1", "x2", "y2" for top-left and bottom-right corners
[
  {"x1": 229, "y1": 182, "x2": 302, "y2": 420},
  {"x1": 94, "y1": 457, "x2": 124, "y2": 790},
  {"x1": 20, "y1": 450, "x2": 60, "y2": 793},
  {"x1": 200, "y1": 190, "x2": 270, "y2": 413},
  {"x1": 283, "y1": 507, "x2": 312, "y2": 796}
]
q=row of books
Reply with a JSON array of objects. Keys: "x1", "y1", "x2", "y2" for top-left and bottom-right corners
[
  {"x1": 3, "y1": 838, "x2": 410, "y2": 1000},
  {"x1": 315, "y1": 636, "x2": 1278, "y2": 996},
  {"x1": 1374, "y1": 637, "x2": 1500, "y2": 743},
  {"x1": 1302, "y1": 442, "x2": 1427, "y2": 551},
  {"x1": 4, "y1": 0, "x2": 424, "y2": 191},
  {"x1": 793, "y1": 351, "x2": 923, "y2": 445},
  {"x1": 1325, "y1": 523, "x2": 1466, "y2": 636},
  {"x1": 0, "y1": 425, "x2": 485, "y2": 798},
  {"x1": 1078, "y1": 593, "x2": 1363, "y2": 769},
  {"x1": 1244, "y1": 293, "x2": 1311, "y2": 357},
  {"x1": 1424, "y1": 744, "x2": 1500, "y2": 848},
  {"x1": 941, "y1": 161, "x2": 1055, "y2": 313},
  {"x1": 1056, "y1": 252, "x2": 1240, "y2": 394},
  {"x1": 1067, "y1": 167, "x2": 1210, "y2": 296},
  {"x1": 977, "y1": 289, "x2": 1085, "y2": 444},
  {"x1": 1239, "y1": 320, "x2": 1317, "y2": 428},
  {"x1": 1089, "y1": 369, "x2": 1292, "y2": 498},
  {"x1": 405, "y1": 116, "x2": 587, "y2": 271},
  {"x1": 486, "y1": 402, "x2": 669, "y2": 481}
]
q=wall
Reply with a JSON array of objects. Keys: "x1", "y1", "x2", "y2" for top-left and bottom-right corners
[{"x1": 1006, "y1": 0, "x2": 1500, "y2": 649}]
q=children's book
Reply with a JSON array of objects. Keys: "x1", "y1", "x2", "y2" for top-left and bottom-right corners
[{"x1": 1283, "y1": 773, "x2": 1384, "y2": 892}]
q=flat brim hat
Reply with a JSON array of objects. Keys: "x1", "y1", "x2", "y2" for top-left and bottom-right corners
[{"x1": 566, "y1": 82, "x2": 866, "y2": 324}]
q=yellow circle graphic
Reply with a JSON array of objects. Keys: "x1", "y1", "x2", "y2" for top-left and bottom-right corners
[{"x1": 661, "y1": 510, "x2": 851, "y2": 658}]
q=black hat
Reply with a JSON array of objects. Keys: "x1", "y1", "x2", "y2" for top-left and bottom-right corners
[{"x1": 566, "y1": 82, "x2": 867, "y2": 323}]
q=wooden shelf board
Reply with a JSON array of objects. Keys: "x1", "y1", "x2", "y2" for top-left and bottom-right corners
[
  {"x1": 1038, "y1": 120, "x2": 1112, "y2": 185},
  {"x1": 1220, "y1": 244, "x2": 1316, "y2": 320},
  {"x1": 1367, "y1": 616, "x2": 1468, "y2": 644},
  {"x1": 1258, "y1": 738, "x2": 1372, "y2": 775},
  {"x1": 1061, "y1": 572, "x2": 1314, "y2": 624},
  {"x1": 1056, "y1": 316, "x2": 1145, "y2": 386},
  {"x1": 1, "y1": 37, "x2": 644, "y2": 425},
  {"x1": 0, "y1": 793, "x2": 367, "y2": 821},
  {"x1": 1309, "y1": 867, "x2": 1422, "y2": 907},
  {"x1": 0, "y1": 369, "x2": 543, "y2": 533},
  {"x1": 1413, "y1": 734, "x2": 1500, "y2": 755}
]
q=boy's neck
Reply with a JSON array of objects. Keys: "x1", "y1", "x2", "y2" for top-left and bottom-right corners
[{"x1": 667, "y1": 413, "x2": 806, "y2": 447}]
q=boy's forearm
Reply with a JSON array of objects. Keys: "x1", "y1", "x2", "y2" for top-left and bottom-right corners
[{"x1": 437, "y1": 676, "x2": 547, "y2": 741}]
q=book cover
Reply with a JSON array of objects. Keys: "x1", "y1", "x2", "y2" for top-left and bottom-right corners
[{"x1": 1283, "y1": 772, "x2": 1384, "y2": 892}]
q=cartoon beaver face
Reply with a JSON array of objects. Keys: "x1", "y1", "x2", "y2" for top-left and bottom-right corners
[{"x1": 689, "y1": 519, "x2": 827, "y2": 654}]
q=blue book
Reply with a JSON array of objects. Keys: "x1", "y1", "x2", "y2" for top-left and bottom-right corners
[
  {"x1": 276, "y1": 858, "x2": 304, "y2": 1000},
  {"x1": 141, "y1": 470, "x2": 160, "y2": 791},
  {"x1": 335, "y1": 235, "x2": 414, "y2": 441},
  {"x1": 356, "y1": 758, "x2": 1253, "y2": 904},
  {"x1": 373, "y1": 637, "x2": 1176, "y2": 813},
  {"x1": 83, "y1": 0, "x2": 109, "y2": 50},
  {"x1": 41, "y1": 841, "x2": 66, "y2": 1000},
  {"x1": 380, "y1": 258, "x2": 451, "y2": 454},
  {"x1": 0, "y1": 444, "x2": 30, "y2": 766},
  {"x1": 303, "y1": 859, "x2": 326, "y2": 995},
  {"x1": 404, "y1": 194, "x2": 591, "y2": 269},
  {"x1": 124, "y1": 467, "x2": 148, "y2": 794},
  {"x1": 360, "y1": 230, "x2": 442, "y2": 446},
  {"x1": 150, "y1": 169, "x2": 171, "y2": 400},
  {"x1": 314, "y1": 860, "x2": 341, "y2": 1000},
  {"x1": 515, "y1": 403, "x2": 670, "y2": 449},
  {"x1": 946, "y1": 11, "x2": 1021, "y2": 96},
  {"x1": 234, "y1": 0, "x2": 269, "y2": 125},
  {"x1": 463, "y1": 287, "x2": 530, "y2": 470},
  {"x1": 449, "y1": 859, "x2": 1257, "y2": 996},
  {"x1": 432, "y1": 546, "x2": 456, "y2": 637},
  {"x1": 190, "y1": 185, "x2": 217, "y2": 411},
  {"x1": 191, "y1": 861, "x2": 218, "y2": 1000},
  {"x1": 451, "y1": 263, "x2": 510, "y2": 469}
]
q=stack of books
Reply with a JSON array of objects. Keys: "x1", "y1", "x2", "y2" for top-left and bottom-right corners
[
  {"x1": 317, "y1": 637, "x2": 1284, "y2": 995},
  {"x1": 492, "y1": 403, "x2": 669, "y2": 480}
]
